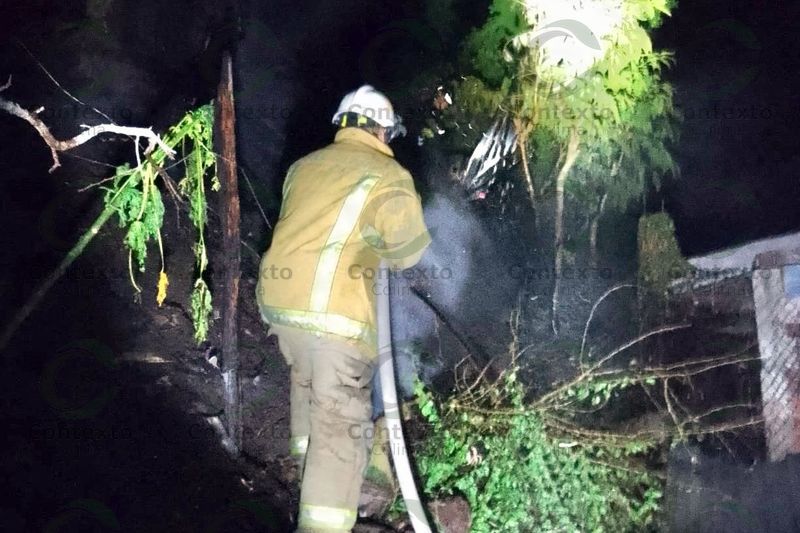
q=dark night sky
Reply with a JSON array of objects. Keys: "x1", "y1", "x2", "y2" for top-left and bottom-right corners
[{"x1": 656, "y1": 0, "x2": 800, "y2": 256}]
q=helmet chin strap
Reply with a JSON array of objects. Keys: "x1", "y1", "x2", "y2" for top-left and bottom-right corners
[{"x1": 385, "y1": 117, "x2": 407, "y2": 144}]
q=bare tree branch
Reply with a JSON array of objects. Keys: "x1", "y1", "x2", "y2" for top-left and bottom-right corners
[
  {"x1": 535, "y1": 323, "x2": 691, "y2": 408},
  {"x1": 580, "y1": 283, "x2": 637, "y2": 364},
  {"x1": 588, "y1": 352, "x2": 760, "y2": 383},
  {"x1": 0, "y1": 89, "x2": 175, "y2": 173},
  {"x1": 544, "y1": 412, "x2": 764, "y2": 446},
  {"x1": 663, "y1": 379, "x2": 685, "y2": 440}
]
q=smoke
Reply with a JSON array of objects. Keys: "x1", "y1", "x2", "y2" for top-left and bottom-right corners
[
  {"x1": 371, "y1": 155, "x2": 526, "y2": 417},
  {"x1": 385, "y1": 191, "x2": 494, "y2": 398}
]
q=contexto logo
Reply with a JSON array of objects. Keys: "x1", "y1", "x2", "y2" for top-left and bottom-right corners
[
  {"x1": 510, "y1": 9, "x2": 623, "y2": 83},
  {"x1": 358, "y1": 178, "x2": 434, "y2": 262},
  {"x1": 525, "y1": 19, "x2": 602, "y2": 51},
  {"x1": 43, "y1": 499, "x2": 120, "y2": 532},
  {"x1": 40, "y1": 339, "x2": 118, "y2": 420}
]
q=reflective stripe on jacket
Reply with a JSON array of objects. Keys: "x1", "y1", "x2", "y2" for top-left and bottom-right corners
[{"x1": 256, "y1": 128, "x2": 430, "y2": 355}]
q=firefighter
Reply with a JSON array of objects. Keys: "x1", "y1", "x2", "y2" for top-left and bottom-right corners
[{"x1": 256, "y1": 85, "x2": 431, "y2": 532}]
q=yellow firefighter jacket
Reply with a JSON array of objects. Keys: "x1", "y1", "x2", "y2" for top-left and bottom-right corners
[{"x1": 256, "y1": 127, "x2": 431, "y2": 356}]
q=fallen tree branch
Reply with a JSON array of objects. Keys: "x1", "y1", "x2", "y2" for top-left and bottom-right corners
[
  {"x1": 586, "y1": 352, "x2": 760, "y2": 383},
  {"x1": 216, "y1": 51, "x2": 243, "y2": 454},
  {"x1": 688, "y1": 402, "x2": 757, "y2": 423},
  {"x1": 548, "y1": 351, "x2": 758, "y2": 414},
  {"x1": 0, "y1": 85, "x2": 175, "y2": 172},
  {"x1": 535, "y1": 323, "x2": 691, "y2": 408},
  {"x1": 543, "y1": 412, "x2": 764, "y2": 447},
  {"x1": 542, "y1": 413, "x2": 675, "y2": 445},
  {"x1": 664, "y1": 378, "x2": 685, "y2": 440}
]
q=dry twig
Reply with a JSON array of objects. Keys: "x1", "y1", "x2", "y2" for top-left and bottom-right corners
[
  {"x1": 580, "y1": 284, "x2": 636, "y2": 365},
  {"x1": 535, "y1": 323, "x2": 690, "y2": 408}
]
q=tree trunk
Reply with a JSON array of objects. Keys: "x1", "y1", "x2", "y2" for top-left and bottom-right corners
[
  {"x1": 551, "y1": 130, "x2": 581, "y2": 336},
  {"x1": 215, "y1": 51, "x2": 242, "y2": 453},
  {"x1": 590, "y1": 154, "x2": 620, "y2": 268},
  {"x1": 514, "y1": 119, "x2": 538, "y2": 228},
  {"x1": 589, "y1": 192, "x2": 608, "y2": 268}
]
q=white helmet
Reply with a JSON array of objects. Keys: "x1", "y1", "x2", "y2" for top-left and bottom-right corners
[{"x1": 332, "y1": 85, "x2": 407, "y2": 141}]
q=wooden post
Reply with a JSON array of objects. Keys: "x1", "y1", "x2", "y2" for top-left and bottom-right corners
[{"x1": 216, "y1": 51, "x2": 242, "y2": 452}]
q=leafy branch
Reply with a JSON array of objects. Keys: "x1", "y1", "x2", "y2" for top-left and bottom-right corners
[
  {"x1": 0, "y1": 85, "x2": 220, "y2": 349},
  {"x1": 101, "y1": 104, "x2": 218, "y2": 342}
]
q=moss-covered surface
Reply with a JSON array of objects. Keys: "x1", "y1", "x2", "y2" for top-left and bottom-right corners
[{"x1": 638, "y1": 213, "x2": 693, "y2": 298}]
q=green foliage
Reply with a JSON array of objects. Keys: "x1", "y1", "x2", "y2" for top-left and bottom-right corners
[
  {"x1": 626, "y1": 0, "x2": 675, "y2": 27},
  {"x1": 454, "y1": 0, "x2": 680, "y2": 218},
  {"x1": 103, "y1": 104, "x2": 218, "y2": 343},
  {"x1": 105, "y1": 164, "x2": 165, "y2": 273},
  {"x1": 454, "y1": 76, "x2": 509, "y2": 117},
  {"x1": 190, "y1": 278, "x2": 213, "y2": 345},
  {"x1": 177, "y1": 105, "x2": 219, "y2": 275},
  {"x1": 463, "y1": 0, "x2": 526, "y2": 86},
  {"x1": 437, "y1": 76, "x2": 508, "y2": 152},
  {"x1": 569, "y1": 78, "x2": 680, "y2": 215},
  {"x1": 414, "y1": 370, "x2": 664, "y2": 532}
]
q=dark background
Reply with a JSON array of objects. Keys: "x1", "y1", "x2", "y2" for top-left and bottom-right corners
[
  {"x1": 656, "y1": 0, "x2": 800, "y2": 255},
  {"x1": 0, "y1": 1, "x2": 799, "y2": 531}
]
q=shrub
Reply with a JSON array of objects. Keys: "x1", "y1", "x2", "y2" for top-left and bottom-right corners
[{"x1": 413, "y1": 370, "x2": 663, "y2": 532}]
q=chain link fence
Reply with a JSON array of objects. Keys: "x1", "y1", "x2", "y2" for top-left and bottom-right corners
[{"x1": 752, "y1": 250, "x2": 800, "y2": 462}]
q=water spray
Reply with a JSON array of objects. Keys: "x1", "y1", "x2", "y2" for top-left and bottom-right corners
[{"x1": 376, "y1": 261, "x2": 433, "y2": 533}]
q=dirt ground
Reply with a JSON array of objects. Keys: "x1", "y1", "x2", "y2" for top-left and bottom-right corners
[{"x1": 1, "y1": 197, "x2": 302, "y2": 531}]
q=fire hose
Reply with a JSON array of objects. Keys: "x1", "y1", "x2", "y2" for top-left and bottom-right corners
[{"x1": 376, "y1": 261, "x2": 433, "y2": 533}]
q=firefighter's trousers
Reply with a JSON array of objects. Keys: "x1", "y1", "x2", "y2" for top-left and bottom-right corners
[{"x1": 272, "y1": 325, "x2": 375, "y2": 533}]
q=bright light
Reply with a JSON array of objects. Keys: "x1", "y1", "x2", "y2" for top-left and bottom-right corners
[{"x1": 516, "y1": 0, "x2": 625, "y2": 82}]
